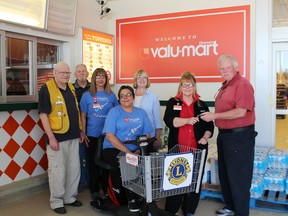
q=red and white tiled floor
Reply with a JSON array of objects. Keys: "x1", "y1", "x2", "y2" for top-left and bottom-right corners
[{"x1": 0, "y1": 110, "x2": 47, "y2": 186}]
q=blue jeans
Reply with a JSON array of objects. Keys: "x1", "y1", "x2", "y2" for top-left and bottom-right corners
[{"x1": 79, "y1": 143, "x2": 89, "y2": 187}]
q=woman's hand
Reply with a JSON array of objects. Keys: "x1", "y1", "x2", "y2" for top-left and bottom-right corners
[
  {"x1": 198, "y1": 137, "x2": 208, "y2": 145},
  {"x1": 133, "y1": 149, "x2": 141, "y2": 155},
  {"x1": 188, "y1": 117, "x2": 199, "y2": 125},
  {"x1": 83, "y1": 134, "x2": 90, "y2": 147}
]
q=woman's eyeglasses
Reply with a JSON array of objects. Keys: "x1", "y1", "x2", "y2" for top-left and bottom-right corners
[
  {"x1": 96, "y1": 75, "x2": 106, "y2": 79},
  {"x1": 181, "y1": 83, "x2": 195, "y2": 88},
  {"x1": 119, "y1": 93, "x2": 132, "y2": 99},
  {"x1": 137, "y1": 76, "x2": 148, "y2": 80}
]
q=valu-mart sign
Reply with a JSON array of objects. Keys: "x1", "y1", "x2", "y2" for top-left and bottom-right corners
[{"x1": 116, "y1": 5, "x2": 250, "y2": 83}]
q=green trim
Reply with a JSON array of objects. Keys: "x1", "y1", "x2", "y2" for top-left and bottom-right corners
[
  {"x1": 160, "y1": 100, "x2": 215, "y2": 107},
  {"x1": 0, "y1": 100, "x2": 214, "y2": 112},
  {"x1": 0, "y1": 102, "x2": 38, "y2": 111}
]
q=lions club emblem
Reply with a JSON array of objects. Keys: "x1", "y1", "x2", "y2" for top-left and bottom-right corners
[{"x1": 166, "y1": 157, "x2": 191, "y2": 185}]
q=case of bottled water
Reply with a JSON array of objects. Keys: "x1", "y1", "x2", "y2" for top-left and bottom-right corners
[
  {"x1": 263, "y1": 168, "x2": 287, "y2": 192},
  {"x1": 253, "y1": 147, "x2": 269, "y2": 174},
  {"x1": 250, "y1": 174, "x2": 264, "y2": 198},
  {"x1": 286, "y1": 175, "x2": 288, "y2": 194},
  {"x1": 267, "y1": 149, "x2": 288, "y2": 169}
]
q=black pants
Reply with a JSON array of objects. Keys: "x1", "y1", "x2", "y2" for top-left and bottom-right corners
[
  {"x1": 165, "y1": 144, "x2": 208, "y2": 215},
  {"x1": 217, "y1": 127, "x2": 255, "y2": 216},
  {"x1": 88, "y1": 136, "x2": 105, "y2": 199},
  {"x1": 102, "y1": 148, "x2": 138, "y2": 204}
]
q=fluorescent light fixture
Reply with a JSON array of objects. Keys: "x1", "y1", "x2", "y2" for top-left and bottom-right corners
[{"x1": 0, "y1": 0, "x2": 47, "y2": 28}]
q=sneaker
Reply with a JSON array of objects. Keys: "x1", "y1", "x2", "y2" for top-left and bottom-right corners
[
  {"x1": 128, "y1": 199, "x2": 140, "y2": 213},
  {"x1": 216, "y1": 208, "x2": 235, "y2": 216},
  {"x1": 90, "y1": 198, "x2": 107, "y2": 211}
]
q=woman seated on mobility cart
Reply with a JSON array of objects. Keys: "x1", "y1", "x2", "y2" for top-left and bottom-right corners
[{"x1": 102, "y1": 85, "x2": 153, "y2": 213}]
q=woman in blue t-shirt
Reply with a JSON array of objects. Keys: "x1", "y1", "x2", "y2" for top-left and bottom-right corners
[
  {"x1": 102, "y1": 85, "x2": 153, "y2": 213},
  {"x1": 80, "y1": 68, "x2": 118, "y2": 211}
]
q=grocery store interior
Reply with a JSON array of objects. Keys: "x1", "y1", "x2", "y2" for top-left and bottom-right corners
[{"x1": 0, "y1": 0, "x2": 288, "y2": 215}]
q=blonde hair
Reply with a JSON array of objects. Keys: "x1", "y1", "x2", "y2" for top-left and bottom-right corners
[{"x1": 132, "y1": 69, "x2": 151, "y2": 89}]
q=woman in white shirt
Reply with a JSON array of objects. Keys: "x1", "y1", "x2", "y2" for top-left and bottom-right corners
[{"x1": 132, "y1": 69, "x2": 163, "y2": 150}]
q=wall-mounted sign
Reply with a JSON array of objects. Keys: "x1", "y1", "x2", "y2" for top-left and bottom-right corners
[
  {"x1": 82, "y1": 28, "x2": 114, "y2": 84},
  {"x1": 116, "y1": 5, "x2": 250, "y2": 83}
]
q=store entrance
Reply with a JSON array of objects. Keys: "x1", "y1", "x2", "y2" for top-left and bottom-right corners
[{"x1": 273, "y1": 42, "x2": 288, "y2": 150}]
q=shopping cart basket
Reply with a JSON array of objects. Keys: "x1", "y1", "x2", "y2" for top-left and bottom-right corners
[{"x1": 117, "y1": 144, "x2": 206, "y2": 204}]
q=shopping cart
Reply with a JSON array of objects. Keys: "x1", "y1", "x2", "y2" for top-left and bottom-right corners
[{"x1": 118, "y1": 143, "x2": 206, "y2": 216}]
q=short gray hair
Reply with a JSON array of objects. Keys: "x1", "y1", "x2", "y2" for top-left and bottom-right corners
[{"x1": 217, "y1": 54, "x2": 238, "y2": 69}]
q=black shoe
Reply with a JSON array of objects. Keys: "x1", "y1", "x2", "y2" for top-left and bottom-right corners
[
  {"x1": 128, "y1": 199, "x2": 140, "y2": 213},
  {"x1": 53, "y1": 207, "x2": 67, "y2": 214},
  {"x1": 90, "y1": 198, "x2": 107, "y2": 211},
  {"x1": 66, "y1": 200, "x2": 82, "y2": 207}
]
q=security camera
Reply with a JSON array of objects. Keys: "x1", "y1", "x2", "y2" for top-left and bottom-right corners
[
  {"x1": 100, "y1": 7, "x2": 111, "y2": 18},
  {"x1": 96, "y1": 0, "x2": 106, "y2": 5}
]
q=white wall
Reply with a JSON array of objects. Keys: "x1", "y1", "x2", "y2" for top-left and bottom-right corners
[{"x1": 76, "y1": 0, "x2": 279, "y2": 146}]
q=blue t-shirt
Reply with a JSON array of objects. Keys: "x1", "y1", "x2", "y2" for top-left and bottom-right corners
[
  {"x1": 80, "y1": 91, "x2": 118, "y2": 137},
  {"x1": 102, "y1": 105, "x2": 153, "y2": 151}
]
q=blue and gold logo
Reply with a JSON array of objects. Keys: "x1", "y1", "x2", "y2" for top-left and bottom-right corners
[{"x1": 166, "y1": 157, "x2": 191, "y2": 185}]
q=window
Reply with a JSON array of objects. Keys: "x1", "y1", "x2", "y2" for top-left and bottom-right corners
[
  {"x1": 37, "y1": 43, "x2": 60, "y2": 92},
  {"x1": 6, "y1": 37, "x2": 32, "y2": 96},
  {"x1": 273, "y1": 43, "x2": 288, "y2": 150},
  {"x1": 0, "y1": 33, "x2": 61, "y2": 103}
]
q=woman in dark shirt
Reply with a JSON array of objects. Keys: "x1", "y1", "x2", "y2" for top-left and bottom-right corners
[{"x1": 164, "y1": 71, "x2": 214, "y2": 216}]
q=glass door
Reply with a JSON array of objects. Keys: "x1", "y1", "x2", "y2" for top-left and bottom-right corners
[{"x1": 273, "y1": 42, "x2": 288, "y2": 150}]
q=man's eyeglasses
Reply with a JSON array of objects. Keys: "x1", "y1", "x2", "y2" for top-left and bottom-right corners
[
  {"x1": 137, "y1": 76, "x2": 148, "y2": 80},
  {"x1": 181, "y1": 83, "x2": 195, "y2": 88},
  {"x1": 96, "y1": 75, "x2": 106, "y2": 79},
  {"x1": 119, "y1": 93, "x2": 132, "y2": 99},
  {"x1": 56, "y1": 70, "x2": 71, "y2": 76}
]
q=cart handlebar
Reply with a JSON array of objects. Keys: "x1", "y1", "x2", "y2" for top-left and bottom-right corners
[{"x1": 124, "y1": 136, "x2": 157, "y2": 156}]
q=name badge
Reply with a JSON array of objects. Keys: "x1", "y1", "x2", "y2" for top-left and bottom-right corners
[
  {"x1": 173, "y1": 105, "x2": 182, "y2": 110},
  {"x1": 93, "y1": 103, "x2": 101, "y2": 109}
]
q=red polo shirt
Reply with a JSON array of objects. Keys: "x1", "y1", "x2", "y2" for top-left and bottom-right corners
[
  {"x1": 215, "y1": 72, "x2": 255, "y2": 129},
  {"x1": 176, "y1": 93, "x2": 200, "y2": 149}
]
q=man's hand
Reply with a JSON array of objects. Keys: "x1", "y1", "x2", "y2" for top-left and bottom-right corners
[
  {"x1": 199, "y1": 112, "x2": 215, "y2": 122},
  {"x1": 49, "y1": 137, "x2": 59, "y2": 151}
]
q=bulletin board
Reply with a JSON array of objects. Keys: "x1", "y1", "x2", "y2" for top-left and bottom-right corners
[
  {"x1": 82, "y1": 28, "x2": 114, "y2": 84},
  {"x1": 116, "y1": 5, "x2": 250, "y2": 83}
]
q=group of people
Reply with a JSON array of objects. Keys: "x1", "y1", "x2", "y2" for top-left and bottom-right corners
[{"x1": 38, "y1": 54, "x2": 256, "y2": 216}]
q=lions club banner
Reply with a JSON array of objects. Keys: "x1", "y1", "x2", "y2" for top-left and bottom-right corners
[
  {"x1": 116, "y1": 5, "x2": 250, "y2": 83},
  {"x1": 162, "y1": 153, "x2": 194, "y2": 191}
]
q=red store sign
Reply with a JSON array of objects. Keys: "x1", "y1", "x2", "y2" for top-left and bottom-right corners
[{"x1": 116, "y1": 5, "x2": 250, "y2": 83}]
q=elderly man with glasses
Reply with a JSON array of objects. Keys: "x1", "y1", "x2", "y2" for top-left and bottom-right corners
[{"x1": 38, "y1": 62, "x2": 85, "y2": 214}]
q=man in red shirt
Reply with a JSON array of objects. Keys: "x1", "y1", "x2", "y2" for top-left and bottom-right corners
[{"x1": 201, "y1": 54, "x2": 257, "y2": 216}]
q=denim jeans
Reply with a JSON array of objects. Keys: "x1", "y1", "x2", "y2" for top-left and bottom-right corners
[{"x1": 79, "y1": 143, "x2": 89, "y2": 187}]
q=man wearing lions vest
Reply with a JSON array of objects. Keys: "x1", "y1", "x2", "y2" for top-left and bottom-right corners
[{"x1": 38, "y1": 62, "x2": 85, "y2": 215}]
